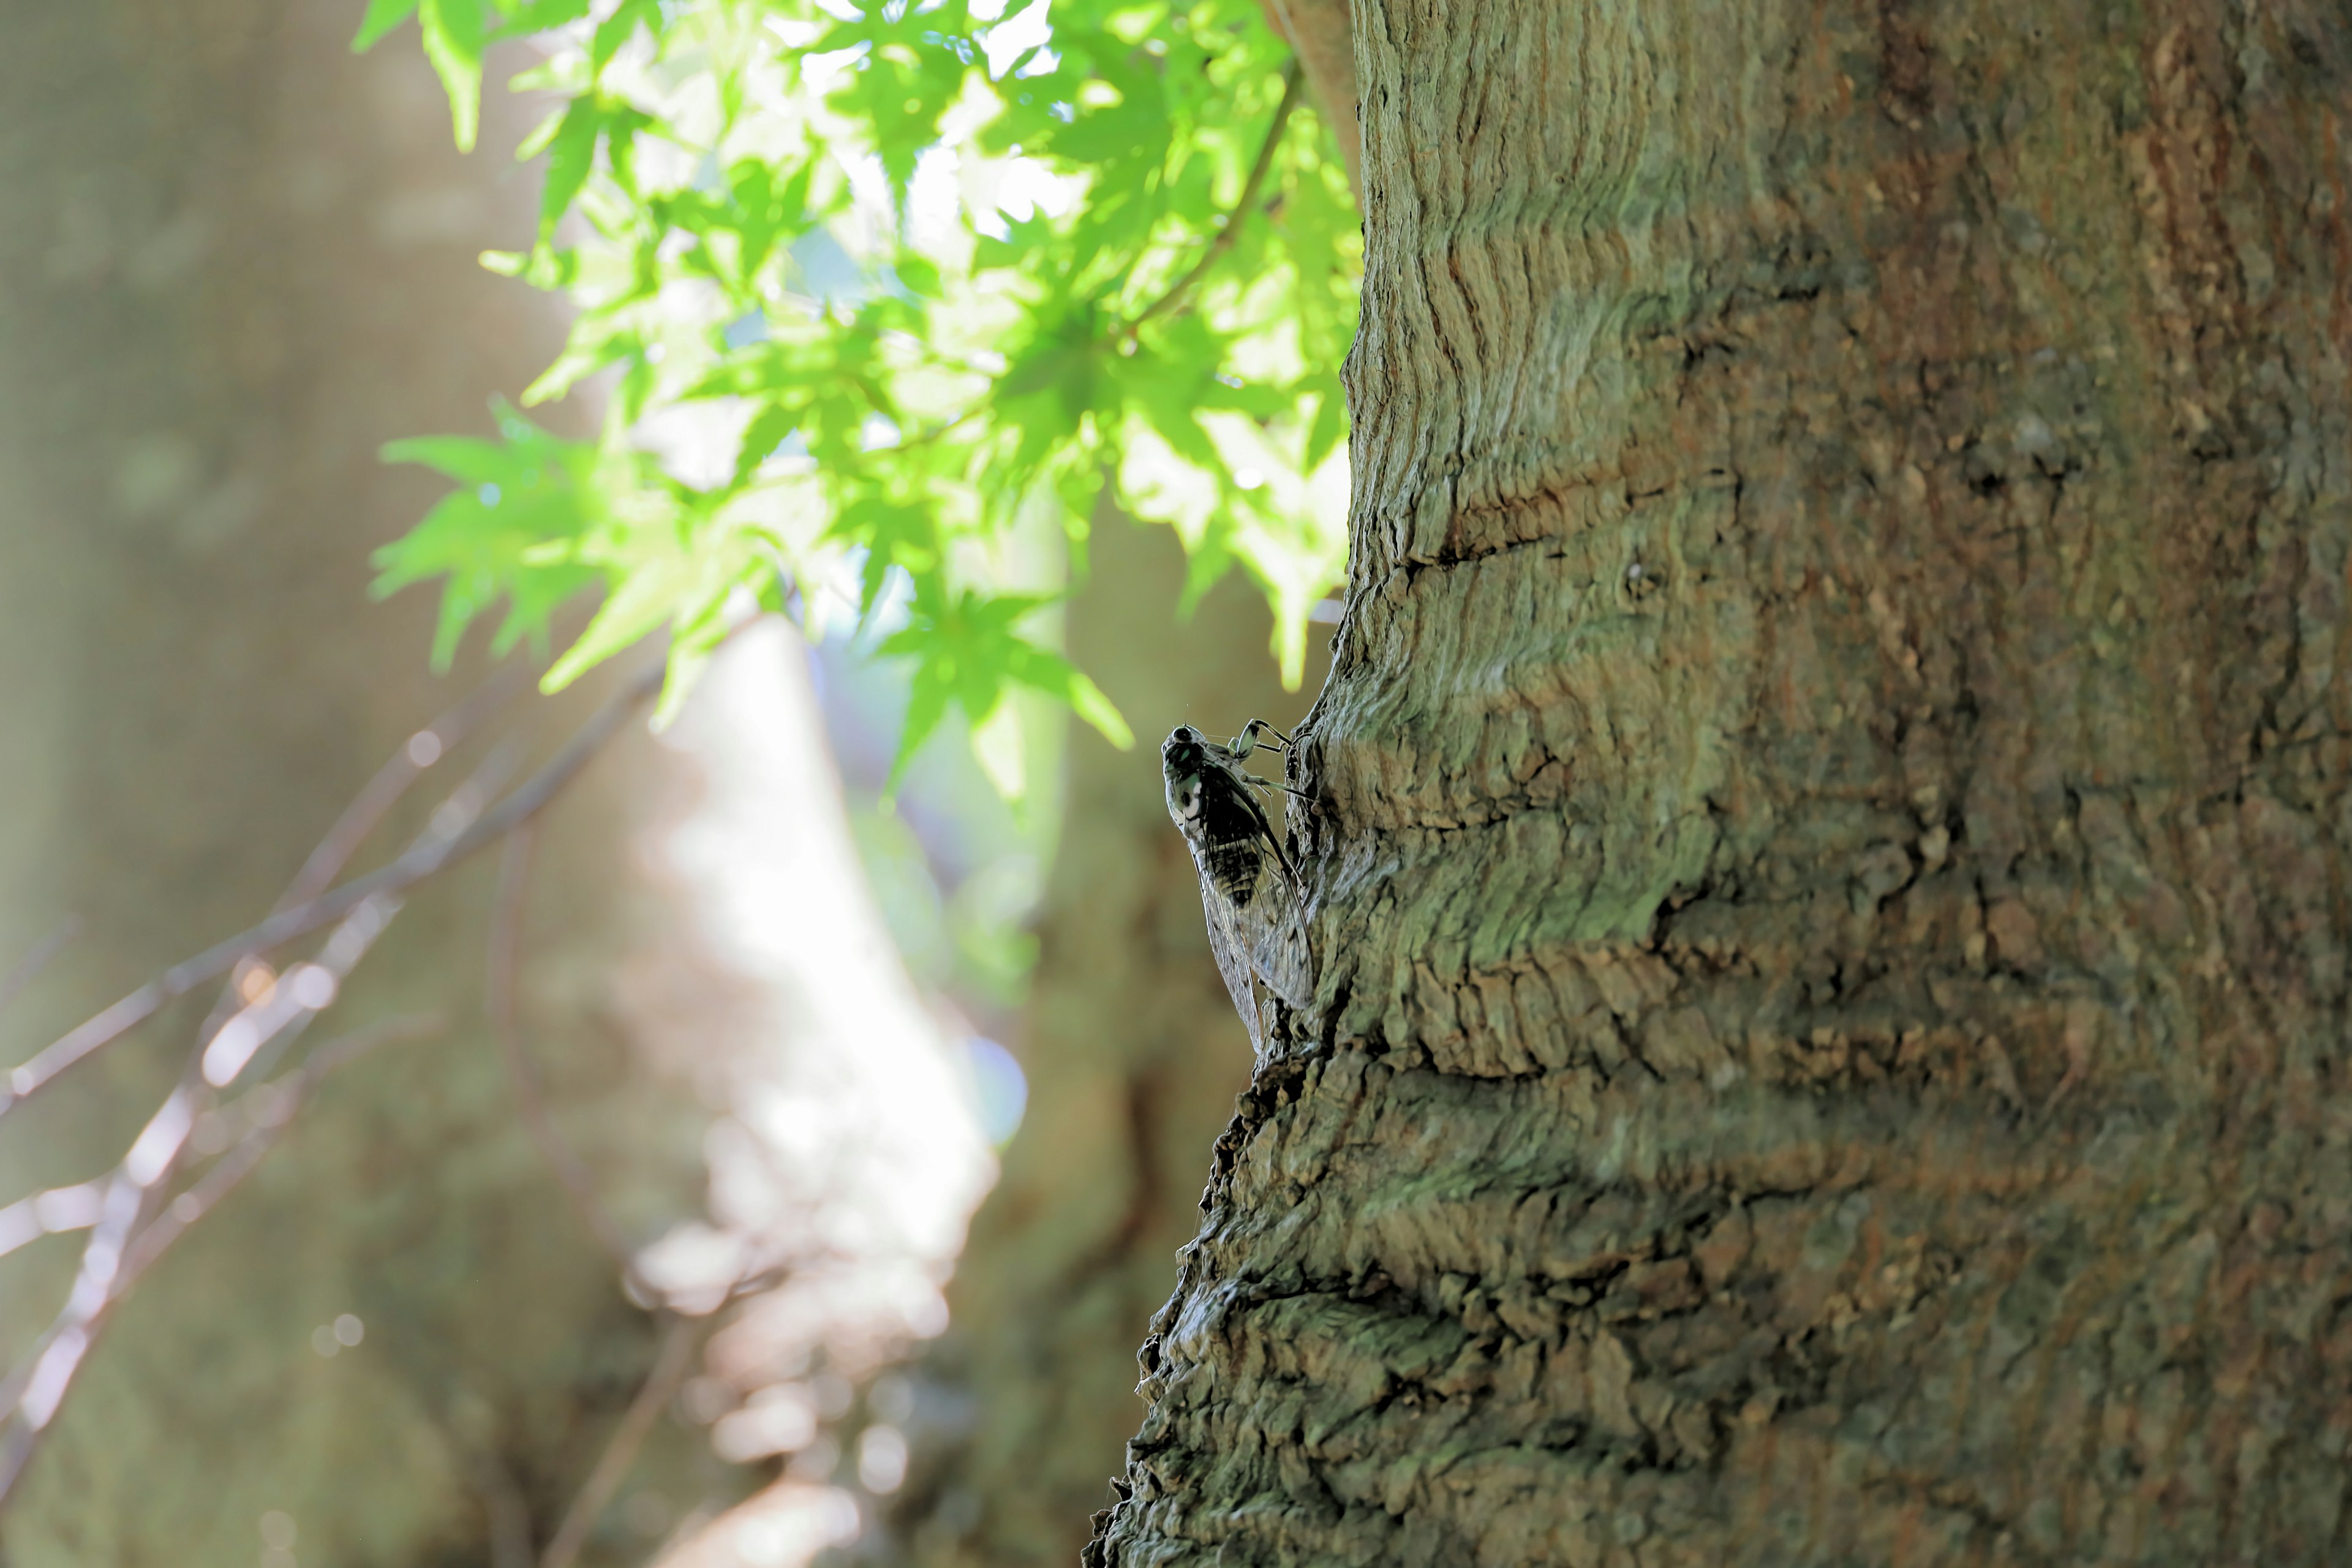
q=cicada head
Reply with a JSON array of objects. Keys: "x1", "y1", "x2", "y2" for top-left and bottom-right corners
[{"x1": 1162, "y1": 726, "x2": 1209, "y2": 827}]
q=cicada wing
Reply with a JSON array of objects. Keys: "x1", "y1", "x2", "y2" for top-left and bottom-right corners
[
  {"x1": 1242, "y1": 861, "x2": 1314, "y2": 1014},
  {"x1": 1197, "y1": 873, "x2": 1267, "y2": 1057}
]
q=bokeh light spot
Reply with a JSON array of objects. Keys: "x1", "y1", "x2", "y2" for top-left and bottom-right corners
[{"x1": 965, "y1": 1037, "x2": 1027, "y2": 1145}]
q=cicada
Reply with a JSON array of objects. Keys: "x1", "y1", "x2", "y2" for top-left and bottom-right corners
[{"x1": 1161, "y1": 721, "x2": 1313, "y2": 1058}]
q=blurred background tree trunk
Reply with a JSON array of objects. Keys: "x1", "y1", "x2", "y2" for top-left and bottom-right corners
[
  {"x1": 0, "y1": 6, "x2": 709, "y2": 1561},
  {"x1": 880, "y1": 517, "x2": 1327, "y2": 1567},
  {"x1": 1087, "y1": 1, "x2": 2352, "y2": 1563},
  {"x1": 0, "y1": 5, "x2": 987, "y2": 1564}
]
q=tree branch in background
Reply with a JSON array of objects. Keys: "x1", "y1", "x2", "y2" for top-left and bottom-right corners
[
  {"x1": 189, "y1": 661, "x2": 533, "y2": 1049},
  {"x1": 1125, "y1": 61, "x2": 1305, "y2": 337},
  {"x1": 0, "y1": 660, "x2": 663, "y2": 1121},
  {"x1": 0, "y1": 741, "x2": 523, "y2": 1503},
  {"x1": 277, "y1": 662, "x2": 537, "y2": 919},
  {"x1": 489, "y1": 788, "x2": 804, "y2": 1568},
  {"x1": 0, "y1": 1014, "x2": 442, "y2": 1504},
  {"x1": 0, "y1": 654, "x2": 669, "y2": 1513},
  {"x1": 113, "y1": 1015, "x2": 447, "y2": 1291},
  {"x1": 539, "y1": 1314, "x2": 701, "y2": 1568}
]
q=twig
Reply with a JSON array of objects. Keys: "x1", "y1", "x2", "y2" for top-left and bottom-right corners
[
  {"x1": 279, "y1": 665, "x2": 535, "y2": 919},
  {"x1": 0, "y1": 737, "x2": 526, "y2": 1511},
  {"x1": 115, "y1": 1016, "x2": 445, "y2": 1290},
  {"x1": 0, "y1": 1182, "x2": 102, "y2": 1264},
  {"x1": 488, "y1": 826, "x2": 643, "y2": 1284},
  {"x1": 209, "y1": 742, "x2": 519, "y2": 1097},
  {"x1": 0, "y1": 1014, "x2": 442, "y2": 1504},
  {"x1": 1123, "y1": 61, "x2": 1305, "y2": 337},
  {"x1": 0, "y1": 745, "x2": 511, "y2": 1408},
  {"x1": 0, "y1": 919, "x2": 81, "y2": 1023},
  {"x1": 192, "y1": 665, "x2": 530, "y2": 1049},
  {"x1": 0, "y1": 673, "x2": 624, "y2": 1511},
  {"x1": 0, "y1": 761, "x2": 499, "y2": 1499},
  {"x1": 539, "y1": 1314, "x2": 699, "y2": 1568},
  {"x1": 0, "y1": 661, "x2": 664, "y2": 1123}
]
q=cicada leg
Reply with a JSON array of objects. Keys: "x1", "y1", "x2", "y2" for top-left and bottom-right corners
[
  {"x1": 1231, "y1": 718, "x2": 1295, "y2": 760},
  {"x1": 1242, "y1": 774, "x2": 1312, "y2": 801}
]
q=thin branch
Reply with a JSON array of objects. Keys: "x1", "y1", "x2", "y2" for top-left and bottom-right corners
[
  {"x1": 0, "y1": 1014, "x2": 442, "y2": 1506},
  {"x1": 0, "y1": 661, "x2": 663, "y2": 1123},
  {"x1": 488, "y1": 826, "x2": 644, "y2": 1284},
  {"x1": 1123, "y1": 61, "x2": 1305, "y2": 337},
  {"x1": 0, "y1": 680, "x2": 607, "y2": 1512},
  {"x1": 192, "y1": 664, "x2": 531, "y2": 1048},
  {"x1": 0, "y1": 1182, "x2": 102, "y2": 1264},
  {"x1": 277, "y1": 663, "x2": 535, "y2": 919},
  {"x1": 115, "y1": 1016, "x2": 446, "y2": 1289},
  {"x1": 0, "y1": 744, "x2": 514, "y2": 1421},
  {"x1": 0, "y1": 766, "x2": 496, "y2": 1493},
  {"x1": 0, "y1": 742, "x2": 511, "y2": 1303},
  {"x1": 540, "y1": 1314, "x2": 700, "y2": 1568}
]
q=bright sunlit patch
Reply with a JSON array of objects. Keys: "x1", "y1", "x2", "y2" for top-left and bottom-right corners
[
  {"x1": 233, "y1": 960, "x2": 276, "y2": 1004},
  {"x1": 858, "y1": 1423, "x2": 908, "y2": 1492},
  {"x1": 709, "y1": 1488, "x2": 862, "y2": 1568},
  {"x1": 33, "y1": 1183, "x2": 102, "y2": 1234},
  {"x1": 628, "y1": 623, "x2": 995, "y2": 1545},
  {"x1": 287, "y1": 963, "x2": 337, "y2": 1011},
  {"x1": 21, "y1": 1327, "x2": 88, "y2": 1428},
  {"x1": 905, "y1": 146, "x2": 965, "y2": 254},
  {"x1": 200, "y1": 1018, "x2": 260, "y2": 1087},
  {"x1": 714, "y1": 1385, "x2": 820, "y2": 1462},
  {"x1": 981, "y1": 0, "x2": 1051, "y2": 78},
  {"x1": 124, "y1": 1091, "x2": 194, "y2": 1187}
]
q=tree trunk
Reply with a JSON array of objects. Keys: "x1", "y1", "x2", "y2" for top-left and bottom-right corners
[
  {"x1": 1090, "y1": 2, "x2": 2352, "y2": 1564},
  {"x1": 886, "y1": 517, "x2": 1324, "y2": 1566},
  {"x1": 0, "y1": 4, "x2": 987, "y2": 1562},
  {"x1": 0, "y1": 8, "x2": 713, "y2": 1561}
]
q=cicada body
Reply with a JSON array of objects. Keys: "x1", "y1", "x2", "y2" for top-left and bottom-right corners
[{"x1": 1161, "y1": 723, "x2": 1313, "y2": 1057}]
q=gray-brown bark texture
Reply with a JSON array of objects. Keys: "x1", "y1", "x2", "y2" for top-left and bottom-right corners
[{"x1": 1090, "y1": 2, "x2": 2352, "y2": 1564}]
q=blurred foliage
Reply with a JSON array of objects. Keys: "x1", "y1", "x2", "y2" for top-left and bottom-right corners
[{"x1": 358, "y1": 0, "x2": 1358, "y2": 792}]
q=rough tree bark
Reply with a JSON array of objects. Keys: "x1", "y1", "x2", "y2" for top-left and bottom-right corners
[
  {"x1": 1090, "y1": 2, "x2": 2352, "y2": 1564},
  {"x1": 884, "y1": 518, "x2": 1324, "y2": 1567}
]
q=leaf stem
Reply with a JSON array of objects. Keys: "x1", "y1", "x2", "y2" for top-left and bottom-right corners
[{"x1": 1123, "y1": 59, "x2": 1305, "y2": 339}]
